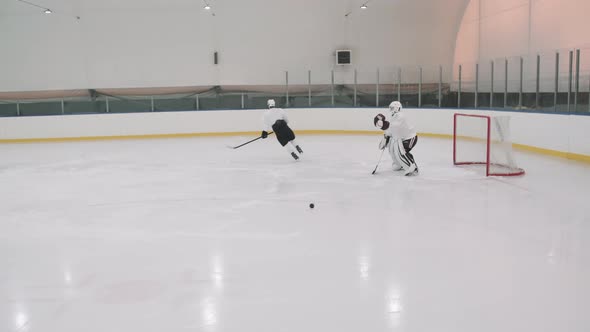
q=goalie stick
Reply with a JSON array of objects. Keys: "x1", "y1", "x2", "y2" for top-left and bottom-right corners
[{"x1": 371, "y1": 148, "x2": 386, "y2": 175}]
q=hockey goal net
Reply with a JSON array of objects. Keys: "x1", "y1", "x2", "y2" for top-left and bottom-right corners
[{"x1": 453, "y1": 113, "x2": 525, "y2": 176}]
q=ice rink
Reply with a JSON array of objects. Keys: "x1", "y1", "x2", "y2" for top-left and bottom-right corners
[{"x1": 1, "y1": 135, "x2": 589, "y2": 332}]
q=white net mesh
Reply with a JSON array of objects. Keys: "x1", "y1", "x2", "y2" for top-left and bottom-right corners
[{"x1": 454, "y1": 114, "x2": 525, "y2": 176}]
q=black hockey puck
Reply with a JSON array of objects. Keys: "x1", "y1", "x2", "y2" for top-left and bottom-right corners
[{"x1": 309, "y1": 203, "x2": 315, "y2": 209}]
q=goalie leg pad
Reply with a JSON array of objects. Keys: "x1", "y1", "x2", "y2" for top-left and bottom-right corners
[
  {"x1": 388, "y1": 139, "x2": 403, "y2": 170},
  {"x1": 402, "y1": 136, "x2": 418, "y2": 171},
  {"x1": 393, "y1": 139, "x2": 414, "y2": 172}
]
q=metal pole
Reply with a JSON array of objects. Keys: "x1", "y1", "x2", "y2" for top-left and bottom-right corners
[
  {"x1": 354, "y1": 69, "x2": 357, "y2": 107},
  {"x1": 16, "y1": 101, "x2": 20, "y2": 116},
  {"x1": 376, "y1": 68, "x2": 380, "y2": 107},
  {"x1": 308, "y1": 70, "x2": 312, "y2": 107},
  {"x1": 61, "y1": 99, "x2": 65, "y2": 115},
  {"x1": 151, "y1": 96, "x2": 155, "y2": 111},
  {"x1": 458, "y1": 65, "x2": 462, "y2": 108},
  {"x1": 331, "y1": 70, "x2": 335, "y2": 107},
  {"x1": 536, "y1": 54, "x2": 540, "y2": 109},
  {"x1": 519, "y1": 56, "x2": 523, "y2": 108},
  {"x1": 490, "y1": 61, "x2": 494, "y2": 108},
  {"x1": 568, "y1": 50, "x2": 573, "y2": 112},
  {"x1": 554, "y1": 52, "x2": 559, "y2": 111},
  {"x1": 438, "y1": 65, "x2": 442, "y2": 108},
  {"x1": 575, "y1": 49, "x2": 580, "y2": 112},
  {"x1": 241, "y1": 93, "x2": 245, "y2": 109},
  {"x1": 106, "y1": 96, "x2": 110, "y2": 113},
  {"x1": 397, "y1": 67, "x2": 401, "y2": 101},
  {"x1": 475, "y1": 63, "x2": 479, "y2": 108},
  {"x1": 504, "y1": 58, "x2": 508, "y2": 108},
  {"x1": 196, "y1": 95, "x2": 200, "y2": 111},
  {"x1": 418, "y1": 67, "x2": 422, "y2": 108},
  {"x1": 285, "y1": 71, "x2": 289, "y2": 108}
]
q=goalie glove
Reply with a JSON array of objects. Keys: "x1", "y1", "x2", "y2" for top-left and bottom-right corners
[
  {"x1": 378, "y1": 135, "x2": 391, "y2": 150},
  {"x1": 373, "y1": 114, "x2": 390, "y2": 130}
]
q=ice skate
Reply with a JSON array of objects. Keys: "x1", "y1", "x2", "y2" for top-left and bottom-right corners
[{"x1": 404, "y1": 164, "x2": 418, "y2": 176}]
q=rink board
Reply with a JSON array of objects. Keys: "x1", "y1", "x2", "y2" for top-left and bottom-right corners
[{"x1": 0, "y1": 108, "x2": 589, "y2": 162}]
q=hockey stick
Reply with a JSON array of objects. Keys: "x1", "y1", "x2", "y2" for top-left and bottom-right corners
[
  {"x1": 371, "y1": 148, "x2": 386, "y2": 175},
  {"x1": 227, "y1": 132, "x2": 274, "y2": 149}
]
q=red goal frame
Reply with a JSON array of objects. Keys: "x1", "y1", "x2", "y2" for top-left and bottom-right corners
[{"x1": 453, "y1": 113, "x2": 525, "y2": 177}]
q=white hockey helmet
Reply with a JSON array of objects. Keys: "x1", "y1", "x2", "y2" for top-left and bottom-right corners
[
  {"x1": 389, "y1": 101, "x2": 402, "y2": 115},
  {"x1": 267, "y1": 99, "x2": 276, "y2": 108}
]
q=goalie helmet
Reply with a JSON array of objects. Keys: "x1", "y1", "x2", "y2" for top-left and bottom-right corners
[
  {"x1": 373, "y1": 113, "x2": 390, "y2": 130},
  {"x1": 267, "y1": 99, "x2": 276, "y2": 108},
  {"x1": 389, "y1": 101, "x2": 402, "y2": 115}
]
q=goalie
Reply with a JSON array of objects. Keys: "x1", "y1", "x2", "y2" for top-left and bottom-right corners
[{"x1": 374, "y1": 101, "x2": 419, "y2": 176}]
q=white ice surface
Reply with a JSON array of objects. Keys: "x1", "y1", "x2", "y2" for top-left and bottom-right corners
[{"x1": 1, "y1": 135, "x2": 589, "y2": 332}]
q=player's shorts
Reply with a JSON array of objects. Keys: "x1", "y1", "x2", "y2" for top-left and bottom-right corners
[{"x1": 272, "y1": 120, "x2": 296, "y2": 146}]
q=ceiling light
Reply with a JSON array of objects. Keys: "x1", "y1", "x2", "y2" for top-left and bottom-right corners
[
  {"x1": 44, "y1": 8, "x2": 52, "y2": 14},
  {"x1": 204, "y1": 4, "x2": 211, "y2": 10},
  {"x1": 360, "y1": 4, "x2": 367, "y2": 9}
]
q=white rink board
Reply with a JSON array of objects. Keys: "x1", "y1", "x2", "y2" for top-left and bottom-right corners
[{"x1": 0, "y1": 108, "x2": 589, "y2": 157}]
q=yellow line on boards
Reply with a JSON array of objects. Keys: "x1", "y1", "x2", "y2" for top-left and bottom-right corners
[
  {"x1": 0, "y1": 131, "x2": 258, "y2": 144},
  {"x1": 298, "y1": 130, "x2": 381, "y2": 135},
  {"x1": 1, "y1": 130, "x2": 588, "y2": 163},
  {"x1": 0, "y1": 130, "x2": 382, "y2": 144},
  {"x1": 417, "y1": 133, "x2": 453, "y2": 139},
  {"x1": 420, "y1": 133, "x2": 590, "y2": 163},
  {"x1": 512, "y1": 143, "x2": 590, "y2": 163}
]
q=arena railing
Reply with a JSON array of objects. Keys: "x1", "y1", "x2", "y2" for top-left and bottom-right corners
[{"x1": 1, "y1": 48, "x2": 589, "y2": 117}]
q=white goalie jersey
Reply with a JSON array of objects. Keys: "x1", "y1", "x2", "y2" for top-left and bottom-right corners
[{"x1": 385, "y1": 112, "x2": 416, "y2": 141}]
